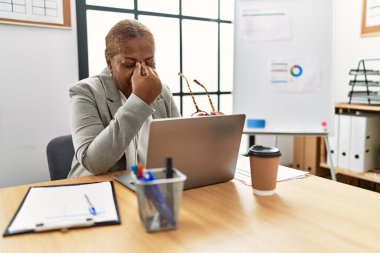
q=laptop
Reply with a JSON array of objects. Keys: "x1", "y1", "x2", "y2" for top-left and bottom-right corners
[{"x1": 114, "y1": 114, "x2": 246, "y2": 190}]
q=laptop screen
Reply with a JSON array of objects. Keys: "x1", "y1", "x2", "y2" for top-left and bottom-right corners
[{"x1": 146, "y1": 114, "x2": 246, "y2": 189}]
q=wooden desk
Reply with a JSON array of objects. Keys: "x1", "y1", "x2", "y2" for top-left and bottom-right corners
[{"x1": 1, "y1": 174, "x2": 380, "y2": 253}]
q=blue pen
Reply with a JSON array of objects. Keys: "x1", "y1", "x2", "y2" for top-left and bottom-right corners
[
  {"x1": 130, "y1": 165, "x2": 138, "y2": 176},
  {"x1": 84, "y1": 194, "x2": 97, "y2": 216}
]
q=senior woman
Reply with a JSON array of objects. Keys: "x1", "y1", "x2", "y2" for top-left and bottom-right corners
[{"x1": 68, "y1": 19, "x2": 180, "y2": 178}]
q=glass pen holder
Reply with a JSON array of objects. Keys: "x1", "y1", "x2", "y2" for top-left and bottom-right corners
[{"x1": 132, "y1": 168, "x2": 187, "y2": 232}]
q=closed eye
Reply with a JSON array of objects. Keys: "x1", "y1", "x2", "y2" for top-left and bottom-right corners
[
  {"x1": 123, "y1": 63, "x2": 136, "y2": 68},
  {"x1": 145, "y1": 59, "x2": 155, "y2": 67}
]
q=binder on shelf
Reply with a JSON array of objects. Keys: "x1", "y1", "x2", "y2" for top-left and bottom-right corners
[
  {"x1": 3, "y1": 181, "x2": 120, "y2": 237},
  {"x1": 349, "y1": 115, "x2": 380, "y2": 172},
  {"x1": 337, "y1": 115, "x2": 351, "y2": 169},
  {"x1": 327, "y1": 115, "x2": 339, "y2": 167}
]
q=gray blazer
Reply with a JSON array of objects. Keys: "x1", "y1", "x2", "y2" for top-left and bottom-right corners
[{"x1": 68, "y1": 68, "x2": 180, "y2": 178}]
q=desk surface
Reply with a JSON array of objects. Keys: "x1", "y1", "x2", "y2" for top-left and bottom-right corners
[
  {"x1": 1, "y1": 174, "x2": 380, "y2": 253},
  {"x1": 243, "y1": 130, "x2": 328, "y2": 136}
]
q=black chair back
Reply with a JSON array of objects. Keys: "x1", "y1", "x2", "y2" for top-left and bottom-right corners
[{"x1": 46, "y1": 135, "x2": 74, "y2": 180}]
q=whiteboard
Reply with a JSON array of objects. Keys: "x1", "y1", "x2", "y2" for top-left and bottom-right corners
[{"x1": 233, "y1": 0, "x2": 334, "y2": 134}]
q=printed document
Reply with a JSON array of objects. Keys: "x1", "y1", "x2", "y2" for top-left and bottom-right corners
[
  {"x1": 234, "y1": 156, "x2": 309, "y2": 186},
  {"x1": 6, "y1": 181, "x2": 119, "y2": 234}
]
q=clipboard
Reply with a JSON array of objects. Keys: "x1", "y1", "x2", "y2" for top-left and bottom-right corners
[{"x1": 3, "y1": 181, "x2": 120, "y2": 237}]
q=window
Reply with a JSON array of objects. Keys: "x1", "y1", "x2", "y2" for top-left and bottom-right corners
[{"x1": 76, "y1": 0, "x2": 234, "y2": 116}]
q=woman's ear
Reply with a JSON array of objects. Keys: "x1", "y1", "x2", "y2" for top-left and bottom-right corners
[{"x1": 106, "y1": 57, "x2": 113, "y2": 73}]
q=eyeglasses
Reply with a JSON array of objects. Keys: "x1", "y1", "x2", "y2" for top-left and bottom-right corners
[{"x1": 178, "y1": 72, "x2": 217, "y2": 117}]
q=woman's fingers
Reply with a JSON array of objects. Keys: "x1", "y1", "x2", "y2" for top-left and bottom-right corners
[
  {"x1": 140, "y1": 62, "x2": 149, "y2": 77},
  {"x1": 141, "y1": 62, "x2": 159, "y2": 78},
  {"x1": 151, "y1": 68, "x2": 159, "y2": 77},
  {"x1": 133, "y1": 62, "x2": 142, "y2": 77},
  {"x1": 134, "y1": 62, "x2": 159, "y2": 79}
]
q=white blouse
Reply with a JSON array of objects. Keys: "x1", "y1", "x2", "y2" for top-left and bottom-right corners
[{"x1": 120, "y1": 91, "x2": 153, "y2": 170}]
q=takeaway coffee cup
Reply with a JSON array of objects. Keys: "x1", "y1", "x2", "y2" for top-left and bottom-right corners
[{"x1": 248, "y1": 145, "x2": 281, "y2": 196}]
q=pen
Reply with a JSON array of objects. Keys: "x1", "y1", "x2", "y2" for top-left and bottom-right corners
[
  {"x1": 130, "y1": 165, "x2": 138, "y2": 176},
  {"x1": 138, "y1": 163, "x2": 143, "y2": 179},
  {"x1": 166, "y1": 157, "x2": 173, "y2": 179},
  {"x1": 140, "y1": 170, "x2": 176, "y2": 226},
  {"x1": 84, "y1": 194, "x2": 97, "y2": 216},
  {"x1": 165, "y1": 157, "x2": 175, "y2": 221}
]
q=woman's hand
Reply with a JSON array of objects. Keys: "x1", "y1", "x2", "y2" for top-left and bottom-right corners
[
  {"x1": 192, "y1": 111, "x2": 224, "y2": 117},
  {"x1": 131, "y1": 62, "x2": 162, "y2": 105},
  {"x1": 210, "y1": 111, "x2": 224, "y2": 115}
]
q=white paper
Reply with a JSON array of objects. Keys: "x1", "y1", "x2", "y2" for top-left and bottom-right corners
[
  {"x1": 366, "y1": 0, "x2": 380, "y2": 27},
  {"x1": 8, "y1": 182, "x2": 118, "y2": 234},
  {"x1": 268, "y1": 57, "x2": 321, "y2": 93},
  {"x1": 240, "y1": 8, "x2": 292, "y2": 41},
  {"x1": 0, "y1": 0, "x2": 64, "y2": 24},
  {"x1": 234, "y1": 156, "x2": 309, "y2": 186}
]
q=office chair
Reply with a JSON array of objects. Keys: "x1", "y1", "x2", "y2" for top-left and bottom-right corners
[{"x1": 46, "y1": 135, "x2": 74, "y2": 180}]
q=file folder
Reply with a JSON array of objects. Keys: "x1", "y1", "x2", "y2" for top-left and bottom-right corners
[
  {"x1": 328, "y1": 115, "x2": 339, "y2": 167},
  {"x1": 337, "y1": 115, "x2": 351, "y2": 169},
  {"x1": 350, "y1": 115, "x2": 380, "y2": 172}
]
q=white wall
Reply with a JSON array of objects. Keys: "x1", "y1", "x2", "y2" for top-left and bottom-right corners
[
  {"x1": 0, "y1": 1, "x2": 78, "y2": 187},
  {"x1": 246, "y1": 0, "x2": 380, "y2": 168},
  {"x1": 334, "y1": 0, "x2": 380, "y2": 103},
  {"x1": 240, "y1": 0, "x2": 380, "y2": 167}
]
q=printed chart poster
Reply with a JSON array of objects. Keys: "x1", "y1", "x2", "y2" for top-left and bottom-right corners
[
  {"x1": 268, "y1": 57, "x2": 321, "y2": 93},
  {"x1": 240, "y1": 8, "x2": 292, "y2": 42},
  {"x1": 0, "y1": 0, "x2": 64, "y2": 25}
]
